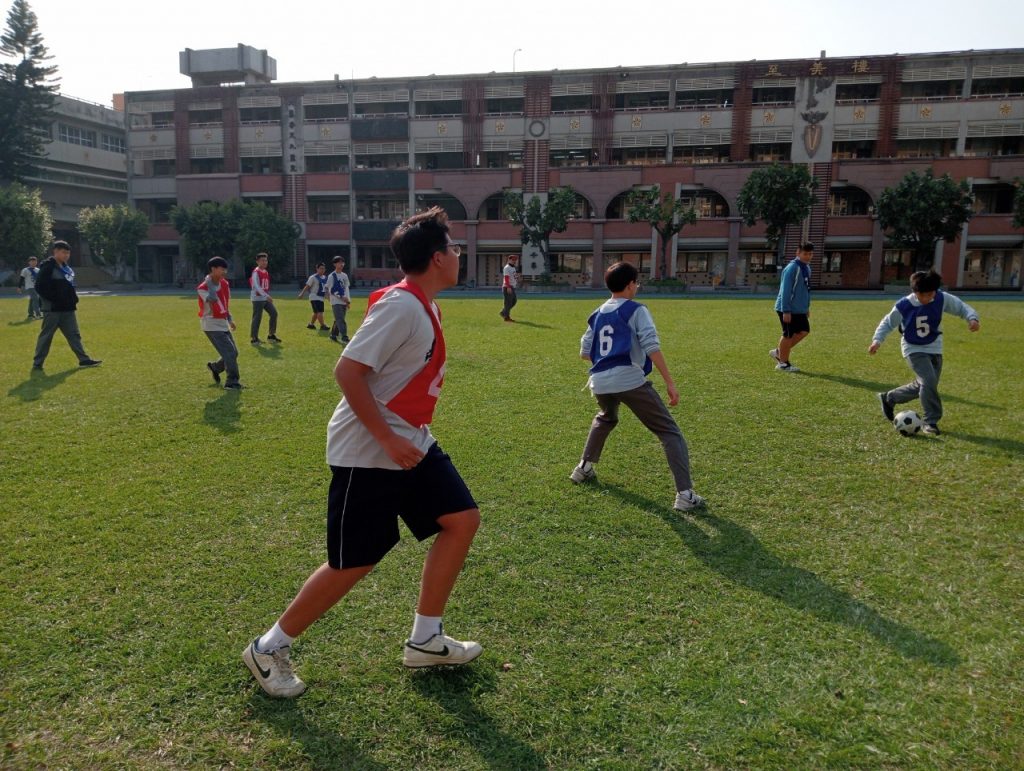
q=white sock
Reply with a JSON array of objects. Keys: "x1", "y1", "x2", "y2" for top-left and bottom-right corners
[
  {"x1": 257, "y1": 621, "x2": 294, "y2": 653},
  {"x1": 579, "y1": 460, "x2": 593, "y2": 471},
  {"x1": 410, "y1": 613, "x2": 442, "y2": 644}
]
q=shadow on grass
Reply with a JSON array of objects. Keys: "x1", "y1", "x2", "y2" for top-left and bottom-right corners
[
  {"x1": 943, "y1": 430, "x2": 1024, "y2": 457},
  {"x1": 247, "y1": 698, "x2": 389, "y2": 771},
  {"x1": 505, "y1": 319, "x2": 554, "y2": 330},
  {"x1": 605, "y1": 485, "x2": 960, "y2": 667},
  {"x1": 7, "y1": 367, "x2": 80, "y2": 401},
  {"x1": 410, "y1": 665, "x2": 547, "y2": 770},
  {"x1": 798, "y1": 371, "x2": 998, "y2": 409},
  {"x1": 7, "y1": 317, "x2": 36, "y2": 327},
  {"x1": 253, "y1": 343, "x2": 283, "y2": 359},
  {"x1": 203, "y1": 389, "x2": 241, "y2": 433}
]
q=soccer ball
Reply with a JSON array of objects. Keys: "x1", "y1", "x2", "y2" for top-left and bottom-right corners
[{"x1": 893, "y1": 410, "x2": 923, "y2": 436}]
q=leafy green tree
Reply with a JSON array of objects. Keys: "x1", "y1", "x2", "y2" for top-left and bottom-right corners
[
  {"x1": 627, "y1": 186, "x2": 698, "y2": 279},
  {"x1": 0, "y1": 0, "x2": 58, "y2": 181},
  {"x1": 172, "y1": 199, "x2": 298, "y2": 278},
  {"x1": 736, "y1": 163, "x2": 817, "y2": 259},
  {"x1": 503, "y1": 187, "x2": 577, "y2": 273},
  {"x1": 0, "y1": 181, "x2": 51, "y2": 270},
  {"x1": 77, "y1": 204, "x2": 150, "y2": 281},
  {"x1": 876, "y1": 169, "x2": 973, "y2": 272}
]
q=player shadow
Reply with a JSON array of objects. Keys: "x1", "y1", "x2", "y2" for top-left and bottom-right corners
[
  {"x1": 7, "y1": 317, "x2": 37, "y2": 326},
  {"x1": 604, "y1": 485, "x2": 960, "y2": 667},
  {"x1": 252, "y1": 344, "x2": 283, "y2": 359},
  {"x1": 942, "y1": 430, "x2": 1024, "y2": 457},
  {"x1": 247, "y1": 697, "x2": 389, "y2": 771},
  {"x1": 7, "y1": 367, "x2": 80, "y2": 401},
  {"x1": 409, "y1": 665, "x2": 547, "y2": 770},
  {"x1": 504, "y1": 319, "x2": 554, "y2": 330},
  {"x1": 202, "y1": 389, "x2": 241, "y2": 433},
  {"x1": 797, "y1": 371, "x2": 998, "y2": 409}
]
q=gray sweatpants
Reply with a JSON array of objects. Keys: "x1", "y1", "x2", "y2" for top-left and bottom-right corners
[
  {"x1": 582, "y1": 381, "x2": 693, "y2": 492},
  {"x1": 26, "y1": 289, "x2": 41, "y2": 317},
  {"x1": 250, "y1": 300, "x2": 278, "y2": 339},
  {"x1": 33, "y1": 311, "x2": 90, "y2": 367},
  {"x1": 330, "y1": 303, "x2": 348, "y2": 339},
  {"x1": 205, "y1": 331, "x2": 240, "y2": 386},
  {"x1": 501, "y1": 287, "x2": 518, "y2": 319},
  {"x1": 886, "y1": 352, "x2": 944, "y2": 425}
]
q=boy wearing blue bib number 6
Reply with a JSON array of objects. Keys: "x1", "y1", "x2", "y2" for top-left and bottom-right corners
[
  {"x1": 570, "y1": 261, "x2": 706, "y2": 512},
  {"x1": 869, "y1": 270, "x2": 980, "y2": 436}
]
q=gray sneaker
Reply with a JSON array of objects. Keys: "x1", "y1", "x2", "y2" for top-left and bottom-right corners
[
  {"x1": 403, "y1": 629, "x2": 482, "y2": 668},
  {"x1": 569, "y1": 462, "x2": 597, "y2": 484},
  {"x1": 242, "y1": 639, "x2": 306, "y2": 698},
  {"x1": 674, "y1": 489, "x2": 707, "y2": 511},
  {"x1": 775, "y1": 362, "x2": 800, "y2": 372}
]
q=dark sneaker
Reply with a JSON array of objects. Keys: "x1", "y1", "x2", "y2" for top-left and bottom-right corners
[
  {"x1": 923, "y1": 424, "x2": 941, "y2": 436},
  {"x1": 268, "y1": 335, "x2": 282, "y2": 342},
  {"x1": 306, "y1": 324, "x2": 316, "y2": 330},
  {"x1": 242, "y1": 639, "x2": 306, "y2": 698},
  {"x1": 31, "y1": 364, "x2": 43, "y2": 372},
  {"x1": 79, "y1": 359, "x2": 102, "y2": 367},
  {"x1": 403, "y1": 627, "x2": 482, "y2": 668},
  {"x1": 251, "y1": 339, "x2": 263, "y2": 345},
  {"x1": 224, "y1": 382, "x2": 244, "y2": 390},
  {"x1": 878, "y1": 392, "x2": 894, "y2": 422},
  {"x1": 319, "y1": 325, "x2": 329, "y2": 331},
  {"x1": 330, "y1": 335, "x2": 339, "y2": 342},
  {"x1": 341, "y1": 336, "x2": 349, "y2": 343},
  {"x1": 207, "y1": 362, "x2": 221, "y2": 384}
]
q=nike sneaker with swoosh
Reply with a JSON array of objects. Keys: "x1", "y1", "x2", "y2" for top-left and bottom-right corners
[
  {"x1": 242, "y1": 639, "x2": 306, "y2": 697},
  {"x1": 402, "y1": 628, "x2": 482, "y2": 668}
]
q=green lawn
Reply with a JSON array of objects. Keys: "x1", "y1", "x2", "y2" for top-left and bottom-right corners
[{"x1": 1, "y1": 292, "x2": 1022, "y2": 769}]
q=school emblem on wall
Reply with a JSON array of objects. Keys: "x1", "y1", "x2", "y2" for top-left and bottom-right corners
[{"x1": 799, "y1": 75, "x2": 834, "y2": 158}]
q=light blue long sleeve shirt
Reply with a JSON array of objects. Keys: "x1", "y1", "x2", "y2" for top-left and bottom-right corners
[
  {"x1": 872, "y1": 292, "x2": 979, "y2": 357},
  {"x1": 580, "y1": 298, "x2": 661, "y2": 394}
]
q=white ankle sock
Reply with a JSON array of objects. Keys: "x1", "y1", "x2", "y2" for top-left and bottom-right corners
[
  {"x1": 257, "y1": 622, "x2": 294, "y2": 653},
  {"x1": 410, "y1": 613, "x2": 442, "y2": 644}
]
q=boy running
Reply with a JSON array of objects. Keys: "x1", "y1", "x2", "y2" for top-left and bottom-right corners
[
  {"x1": 569, "y1": 261, "x2": 705, "y2": 512},
  {"x1": 770, "y1": 242, "x2": 814, "y2": 372},
  {"x1": 242, "y1": 208, "x2": 481, "y2": 698},
  {"x1": 870, "y1": 270, "x2": 979, "y2": 436},
  {"x1": 198, "y1": 256, "x2": 242, "y2": 390}
]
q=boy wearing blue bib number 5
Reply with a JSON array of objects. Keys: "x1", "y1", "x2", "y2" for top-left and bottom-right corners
[
  {"x1": 569, "y1": 261, "x2": 705, "y2": 512},
  {"x1": 869, "y1": 270, "x2": 980, "y2": 436}
]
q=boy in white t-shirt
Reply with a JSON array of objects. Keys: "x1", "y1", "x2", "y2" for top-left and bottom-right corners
[
  {"x1": 242, "y1": 208, "x2": 482, "y2": 698},
  {"x1": 500, "y1": 254, "x2": 519, "y2": 322},
  {"x1": 18, "y1": 256, "x2": 42, "y2": 319},
  {"x1": 326, "y1": 255, "x2": 351, "y2": 342},
  {"x1": 297, "y1": 262, "x2": 329, "y2": 330}
]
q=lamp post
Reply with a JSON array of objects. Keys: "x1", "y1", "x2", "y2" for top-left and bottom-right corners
[{"x1": 513, "y1": 48, "x2": 522, "y2": 73}]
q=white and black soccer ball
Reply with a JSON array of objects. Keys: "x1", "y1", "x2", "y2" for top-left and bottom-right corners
[{"x1": 893, "y1": 410, "x2": 923, "y2": 436}]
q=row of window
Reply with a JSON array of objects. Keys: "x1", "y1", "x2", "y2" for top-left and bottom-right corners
[{"x1": 56, "y1": 123, "x2": 125, "y2": 153}]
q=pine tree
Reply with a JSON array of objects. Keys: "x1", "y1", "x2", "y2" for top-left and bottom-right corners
[{"x1": 0, "y1": 0, "x2": 59, "y2": 181}]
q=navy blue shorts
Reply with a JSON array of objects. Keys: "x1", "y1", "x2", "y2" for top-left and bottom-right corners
[
  {"x1": 326, "y1": 443, "x2": 477, "y2": 568},
  {"x1": 777, "y1": 311, "x2": 810, "y2": 337},
  {"x1": 310, "y1": 300, "x2": 325, "y2": 313}
]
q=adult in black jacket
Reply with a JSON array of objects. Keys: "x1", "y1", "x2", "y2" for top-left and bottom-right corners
[{"x1": 32, "y1": 241, "x2": 101, "y2": 369}]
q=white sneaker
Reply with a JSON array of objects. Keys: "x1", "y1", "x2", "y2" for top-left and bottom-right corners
[
  {"x1": 769, "y1": 348, "x2": 781, "y2": 363},
  {"x1": 775, "y1": 362, "x2": 800, "y2": 372},
  {"x1": 569, "y1": 461, "x2": 597, "y2": 484},
  {"x1": 403, "y1": 629, "x2": 482, "y2": 668},
  {"x1": 243, "y1": 639, "x2": 307, "y2": 698},
  {"x1": 674, "y1": 489, "x2": 707, "y2": 511}
]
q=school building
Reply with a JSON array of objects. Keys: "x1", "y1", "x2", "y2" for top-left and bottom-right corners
[{"x1": 124, "y1": 45, "x2": 1024, "y2": 289}]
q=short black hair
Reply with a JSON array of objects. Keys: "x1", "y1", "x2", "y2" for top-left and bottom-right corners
[
  {"x1": 256, "y1": 252, "x2": 268, "y2": 260},
  {"x1": 207, "y1": 256, "x2": 229, "y2": 270},
  {"x1": 52, "y1": 240, "x2": 71, "y2": 252},
  {"x1": 389, "y1": 207, "x2": 450, "y2": 275},
  {"x1": 332, "y1": 255, "x2": 344, "y2": 264},
  {"x1": 910, "y1": 270, "x2": 942, "y2": 293},
  {"x1": 315, "y1": 262, "x2": 326, "y2": 269},
  {"x1": 605, "y1": 261, "x2": 639, "y2": 292},
  {"x1": 800, "y1": 242, "x2": 815, "y2": 253}
]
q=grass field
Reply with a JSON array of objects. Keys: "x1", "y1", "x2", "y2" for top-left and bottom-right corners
[{"x1": 1, "y1": 291, "x2": 1022, "y2": 769}]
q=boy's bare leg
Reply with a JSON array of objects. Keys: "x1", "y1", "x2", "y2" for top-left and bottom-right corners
[
  {"x1": 416, "y1": 509, "x2": 480, "y2": 616},
  {"x1": 278, "y1": 562, "x2": 375, "y2": 637}
]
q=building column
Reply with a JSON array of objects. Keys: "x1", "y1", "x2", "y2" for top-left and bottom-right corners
[
  {"x1": 466, "y1": 220, "x2": 479, "y2": 286},
  {"x1": 726, "y1": 217, "x2": 742, "y2": 286},
  {"x1": 868, "y1": 215, "x2": 884, "y2": 288},
  {"x1": 591, "y1": 220, "x2": 605, "y2": 287}
]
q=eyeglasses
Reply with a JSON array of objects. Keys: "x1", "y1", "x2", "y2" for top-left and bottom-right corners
[{"x1": 447, "y1": 243, "x2": 462, "y2": 257}]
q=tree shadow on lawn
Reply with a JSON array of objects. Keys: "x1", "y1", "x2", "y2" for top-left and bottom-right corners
[
  {"x1": 247, "y1": 697, "x2": 390, "y2": 771},
  {"x1": 798, "y1": 371, "x2": 998, "y2": 410},
  {"x1": 203, "y1": 389, "x2": 241, "y2": 433},
  {"x1": 7, "y1": 367, "x2": 80, "y2": 402},
  {"x1": 604, "y1": 485, "x2": 960, "y2": 667},
  {"x1": 410, "y1": 665, "x2": 548, "y2": 770}
]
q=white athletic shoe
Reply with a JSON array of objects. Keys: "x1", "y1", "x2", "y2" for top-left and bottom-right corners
[
  {"x1": 769, "y1": 348, "x2": 781, "y2": 363},
  {"x1": 569, "y1": 461, "x2": 597, "y2": 484},
  {"x1": 243, "y1": 639, "x2": 307, "y2": 698},
  {"x1": 403, "y1": 629, "x2": 482, "y2": 668},
  {"x1": 775, "y1": 362, "x2": 800, "y2": 372},
  {"x1": 674, "y1": 489, "x2": 707, "y2": 511}
]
